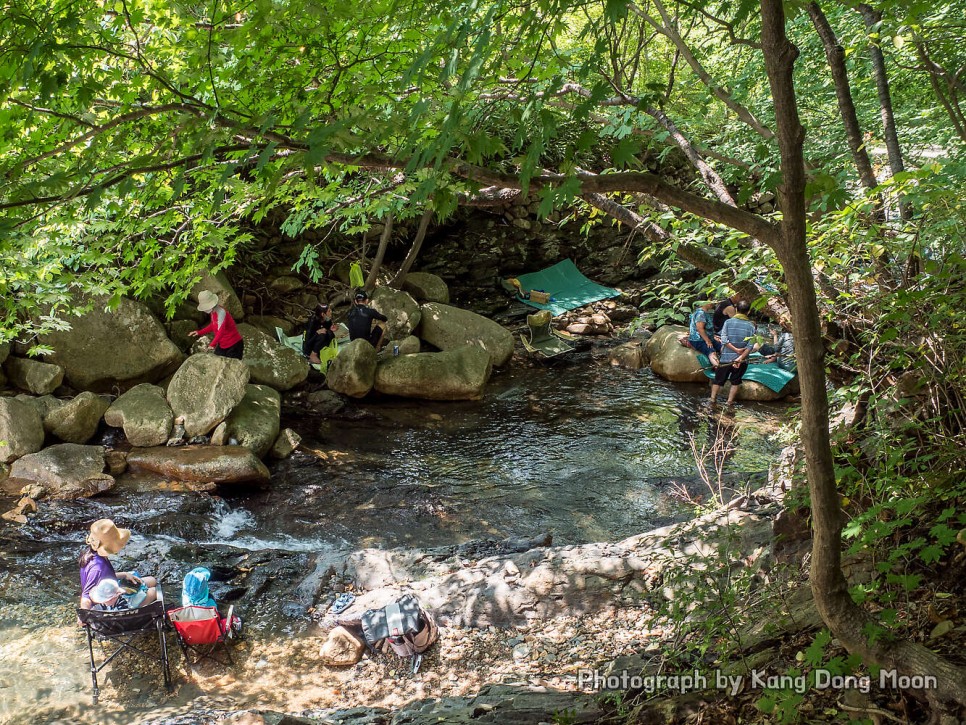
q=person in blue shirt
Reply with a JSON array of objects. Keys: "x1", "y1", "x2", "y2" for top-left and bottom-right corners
[
  {"x1": 688, "y1": 300, "x2": 721, "y2": 366},
  {"x1": 711, "y1": 300, "x2": 758, "y2": 404}
]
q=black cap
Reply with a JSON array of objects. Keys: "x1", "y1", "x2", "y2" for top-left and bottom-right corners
[
  {"x1": 354, "y1": 291, "x2": 368, "y2": 301},
  {"x1": 315, "y1": 303, "x2": 329, "y2": 313}
]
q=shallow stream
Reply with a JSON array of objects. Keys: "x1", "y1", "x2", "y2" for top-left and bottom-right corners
[{"x1": 0, "y1": 354, "x2": 789, "y2": 722}]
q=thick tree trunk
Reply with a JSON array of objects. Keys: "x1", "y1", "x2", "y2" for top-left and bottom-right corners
[{"x1": 760, "y1": 0, "x2": 966, "y2": 712}]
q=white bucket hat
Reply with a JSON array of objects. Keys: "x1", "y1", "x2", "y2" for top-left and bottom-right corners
[
  {"x1": 90, "y1": 579, "x2": 124, "y2": 604},
  {"x1": 197, "y1": 290, "x2": 219, "y2": 313}
]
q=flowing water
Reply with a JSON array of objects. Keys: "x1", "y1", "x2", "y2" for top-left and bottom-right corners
[{"x1": 0, "y1": 355, "x2": 790, "y2": 722}]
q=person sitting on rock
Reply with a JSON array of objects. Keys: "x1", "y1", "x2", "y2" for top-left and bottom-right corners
[
  {"x1": 189, "y1": 290, "x2": 244, "y2": 360},
  {"x1": 302, "y1": 303, "x2": 337, "y2": 365},
  {"x1": 688, "y1": 300, "x2": 721, "y2": 367},
  {"x1": 346, "y1": 290, "x2": 387, "y2": 351}
]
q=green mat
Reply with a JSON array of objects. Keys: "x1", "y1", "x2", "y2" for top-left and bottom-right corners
[
  {"x1": 275, "y1": 327, "x2": 344, "y2": 373},
  {"x1": 696, "y1": 353, "x2": 797, "y2": 394},
  {"x1": 514, "y1": 259, "x2": 621, "y2": 316}
]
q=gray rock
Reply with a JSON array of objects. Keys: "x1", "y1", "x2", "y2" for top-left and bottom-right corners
[
  {"x1": 246, "y1": 315, "x2": 295, "y2": 338},
  {"x1": 224, "y1": 384, "x2": 281, "y2": 458},
  {"x1": 645, "y1": 325, "x2": 708, "y2": 383},
  {"x1": 319, "y1": 626, "x2": 365, "y2": 667},
  {"x1": 417, "y1": 303, "x2": 514, "y2": 367},
  {"x1": 0, "y1": 342, "x2": 9, "y2": 365},
  {"x1": 190, "y1": 270, "x2": 244, "y2": 321},
  {"x1": 44, "y1": 391, "x2": 110, "y2": 443},
  {"x1": 609, "y1": 341, "x2": 647, "y2": 370},
  {"x1": 370, "y1": 287, "x2": 421, "y2": 339},
  {"x1": 0, "y1": 398, "x2": 45, "y2": 463},
  {"x1": 270, "y1": 428, "x2": 301, "y2": 459},
  {"x1": 374, "y1": 345, "x2": 492, "y2": 400},
  {"x1": 15, "y1": 394, "x2": 65, "y2": 422},
  {"x1": 104, "y1": 383, "x2": 174, "y2": 447},
  {"x1": 166, "y1": 319, "x2": 198, "y2": 353},
  {"x1": 210, "y1": 421, "x2": 228, "y2": 446},
  {"x1": 9, "y1": 444, "x2": 113, "y2": 499},
  {"x1": 268, "y1": 275, "x2": 304, "y2": 294},
  {"x1": 166, "y1": 354, "x2": 250, "y2": 437},
  {"x1": 40, "y1": 296, "x2": 184, "y2": 392},
  {"x1": 125, "y1": 445, "x2": 270, "y2": 485},
  {"x1": 303, "y1": 390, "x2": 346, "y2": 416},
  {"x1": 326, "y1": 339, "x2": 377, "y2": 398},
  {"x1": 238, "y1": 323, "x2": 309, "y2": 392},
  {"x1": 4, "y1": 357, "x2": 65, "y2": 395},
  {"x1": 401, "y1": 272, "x2": 450, "y2": 304}
]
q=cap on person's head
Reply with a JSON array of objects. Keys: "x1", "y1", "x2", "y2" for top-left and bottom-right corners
[
  {"x1": 315, "y1": 302, "x2": 330, "y2": 314},
  {"x1": 87, "y1": 519, "x2": 131, "y2": 556},
  {"x1": 197, "y1": 290, "x2": 219, "y2": 313},
  {"x1": 354, "y1": 291, "x2": 368, "y2": 302},
  {"x1": 695, "y1": 300, "x2": 715, "y2": 309},
  {"x1": 182, "y1": 566, "x2": 213, "y2": 606},
  {"x1": 90, "y1": 579, "x2": 124, "y2": 604}
]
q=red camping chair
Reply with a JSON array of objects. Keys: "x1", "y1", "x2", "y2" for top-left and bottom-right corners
[{"x1": 167, "y1": 605, "x2": 235, "y2": 668}]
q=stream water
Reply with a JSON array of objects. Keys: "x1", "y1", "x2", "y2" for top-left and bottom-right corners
[{"x1": 0, "y1": 355, "x2": 789, "y2": 722}]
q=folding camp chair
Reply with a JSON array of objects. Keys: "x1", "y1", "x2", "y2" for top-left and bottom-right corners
[
  {"x1": 167, "y1": 605, "x2": 235, "y2": 668},
  {"x1": 520, "y1": 310, "x2": 576, "y2": 359},
  {"x1": 77, "y1": 596, "x2": 172, "y2": 704}
]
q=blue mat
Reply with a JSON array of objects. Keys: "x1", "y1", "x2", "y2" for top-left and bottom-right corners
[
  {"x1": 696, "y1": 353, "x2": 796, "y2": 394},
  {"x1": 514, "y1": 259, "x2": 621, "y2": 316}
]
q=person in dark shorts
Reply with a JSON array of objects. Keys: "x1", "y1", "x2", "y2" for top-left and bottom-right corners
[
  {"x1": 302, "y1": 303, "x2": 337, "y2": 364},
  {"x1": 346, "y1": 291, "x2": 387, "y2": 351},
  {"x1": 710, "y1": 300, "x2": 757, "y2": 405},
  {"x1": 190, "y1": 290, "x2": 244, "y2": 359}
]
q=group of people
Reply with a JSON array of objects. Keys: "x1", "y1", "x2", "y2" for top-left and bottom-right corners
[
  {"x1": 187, "y1": 288, "x2": 389, "y2": 366},
  {"x1": 79, "y1": 519, "x2": 238, "y2": 632},
  {"x1": 688, "y1": 294, "x2": 796, "y2": 405}
]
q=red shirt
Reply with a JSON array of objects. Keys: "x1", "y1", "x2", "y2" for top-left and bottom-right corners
[{"x1": 196, "y1": 307, "x2": 242, "y2": 350}]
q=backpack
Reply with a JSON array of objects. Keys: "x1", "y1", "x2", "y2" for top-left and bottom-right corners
[{"x1": 360, "y1": 593, "x2": 439, "y2": 673}]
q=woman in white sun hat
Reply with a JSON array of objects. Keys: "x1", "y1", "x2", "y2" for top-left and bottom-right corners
[
  {"x1": 189, "y1": 289, "x2": 244, "y2": 359},
  {"x1": 78, "y1": 519, "x2": 157, "y2": 612}
]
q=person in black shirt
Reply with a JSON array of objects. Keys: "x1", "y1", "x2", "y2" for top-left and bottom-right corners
[
  {"x1": 302, "y1": 303, "x2": 337, "y2": 364},
  {"x1": 712, "y1": 294, "x2": 741, "y2": 336},
  {"x1": 346, "y1": 291, "x2": 388, "y2": 351}
]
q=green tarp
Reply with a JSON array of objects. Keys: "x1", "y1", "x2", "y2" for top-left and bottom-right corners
[
  {"x1": 696, "y1": 353, "x2": 797, "y2": 394},
  {"x1": 514, "y1": 259, "x2": 621, "y2": 316}
]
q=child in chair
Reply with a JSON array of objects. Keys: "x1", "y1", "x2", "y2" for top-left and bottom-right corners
[{"x1": 182, "y1": 566, "x2": 243, "y2": 635}]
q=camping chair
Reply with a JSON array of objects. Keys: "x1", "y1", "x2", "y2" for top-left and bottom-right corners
[
  {"x1": 77, "y1": 596, "x2": 172, "y2": 704},
  {"x1": 520, "y1": 310, "x2": 576, "y2": 359},
  {"x1": 167, "y1": 605, "x2": 235, "y2": 669}
]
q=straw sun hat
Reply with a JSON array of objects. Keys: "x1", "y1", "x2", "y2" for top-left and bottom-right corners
[
  {"x1": 197, "y1": 290, "x2": 219, "y2": 313},
  {"x1": 87, "y1": 519, "x2": 131, "y2": 556}
]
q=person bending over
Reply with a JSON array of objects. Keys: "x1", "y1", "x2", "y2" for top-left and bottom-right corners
[
  {"x1": 346, "y1": 291, "x2": 387, "y2": 351},
  {"x1": 302, "y1": 303, "x2": 337, "y2": 364},
  {"x1": 189, "y1": 290, "x2": 244, "y2": 359}
]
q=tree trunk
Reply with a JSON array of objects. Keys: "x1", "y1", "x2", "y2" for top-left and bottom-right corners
[
  {"x1": 856, "y1": 3, "x2": 911, "y2": 220},
  {"x1": 760, "y1": 0, "x2": 966, "y2": 712},
  {"x1": 807, "y1": 2, "x2": 879, "y2": 194},
  {"x1": 363, "y1": 212, "x2": 394, "y2": 291},
  {"x1": 390, "y1": 207, "x2": 433, "y2": 288}
]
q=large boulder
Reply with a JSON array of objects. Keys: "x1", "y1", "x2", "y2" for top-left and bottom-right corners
[
  {"x1": 44, "y1": 392, "x2": 110, "y2": 443},
  {"x1": 237, "y1": 324, "x2": 309, "y2": 391},
  {"x1": 402, "y1": 272, "x2": 450, "y2": 304},
  {"x1": 166, "y1": 355, "x2": 250, "y2": 437},
  {"x1": 9, "y1": 444, "x2": 114, "y2": 499},
  {"x1": 325, "y1": 339, "x2": 376, "y2": 398},
  {"x1": 645, "y1": 325, "x2": 708, "y2": 383},
  {"x1": 416, "y1": 303, "x2": 514, "y2": 367},
  {"x1": 370, "y1": 287, "x2": 421, "y2": 339},
  {"x1": 245, "y1": 315, "x2": 295, "y2": 338},
  {"x1": 0, "y1": 398, "x2": 45, "y2": 463},
  {"x1": 125, "y1": 445, "x2": 270, "y2": 485},
  {"x1": 729, "y1": 380, "x2": 788, "y2": 402},
  {"x1": 224, "y1": 384, "x2": 281, "y2": 458},
  {"x1": 15, "y1": 394, "x2": 64, "y2": 422},
  {"x1": 104, "y1": 383, "x2": 174, "y2": 447},
  {"x1": 4, "y1": 357, "x2": 64, "y2": 395},
  {"x1": 40, "y1": 296, "x2": 184, "y2": 392},
  {"x1": 374, "y1": 345, "x2": 492, "y2": 400},
  {"x1": 190, "y1": 270, "x2": 244, "y2": 321}
]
